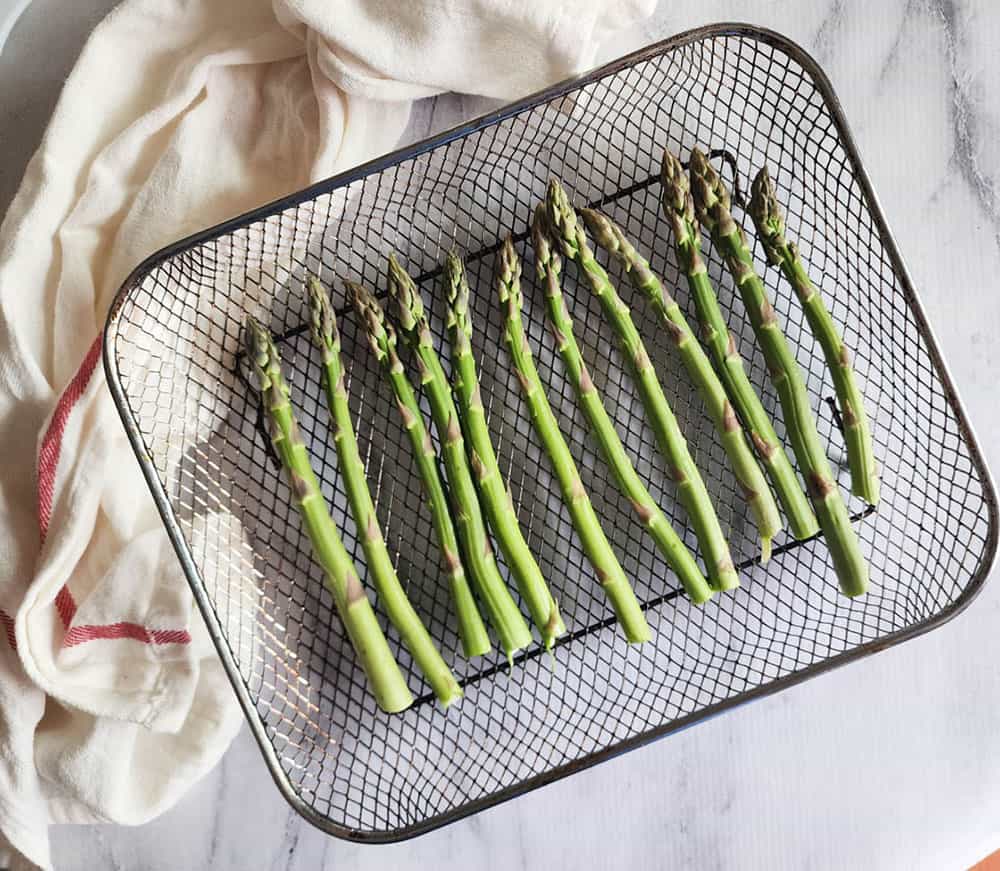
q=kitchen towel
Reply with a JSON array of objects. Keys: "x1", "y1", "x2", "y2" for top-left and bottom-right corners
[{"x1": 0, "y1": 0, "x2": 655, "y2": 868}]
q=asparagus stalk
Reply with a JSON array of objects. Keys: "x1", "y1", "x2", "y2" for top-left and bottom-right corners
[
  {"x1": 443, "y1": 253, "x2": 566, "y2": 649},
  {"x1": 307, "y1": 278, "x2": 462, "y2": 707},
  {"x1": 748, "y1": 166, "x2": 880, "y2": 505},
  {"x1": 349, "y1": 280, "x2": 491, "y2": 659},
  {"x1": 387, "y1": 255, "x2": 533, "y2": 661},
  {"x1": 661, "y1": 148, "x2": 819, "y2": 542},
  {"x1": 580, "y1": 208, "x2": 783, "y2": 562},
  {"x1": 689, "y1": 150, "x2": 869, "y2": 597},
  {"x1": 532, "y1": 206, "x2": 714, "y2": 605},
  {"x1": 245, "y1": 316, "x2": 413, "y2": 713},
  {"x1": 497, "y1": 237, "x2": 650, "y2": 641},
  {"x1": 546, "y1": 180, "x2": 739, "y2": 593}
]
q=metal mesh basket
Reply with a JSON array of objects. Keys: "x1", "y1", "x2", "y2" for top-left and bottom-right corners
[{"x1": 104, "y1": 24, "x2": 997, "y2": 841}]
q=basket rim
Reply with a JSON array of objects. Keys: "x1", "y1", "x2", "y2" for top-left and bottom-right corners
[{"x1": 102, "y1": 21, "x2": 1000, "y2": 844}]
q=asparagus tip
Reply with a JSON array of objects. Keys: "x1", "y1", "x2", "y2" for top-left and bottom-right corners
[
  {"x1": 307, "y1": 274, "x2": 338, "y2": 355},
  {"x1": 660, "y1": 148, "x2": 696, "y2": 223},
  {"x1": 688, "y1": 146, "x2": 710, "y2": 173},
  {"x1": 443, "y1": 249, "x2": 464, "y2": 304},
  {"x1": 499, "y1": 234, "x2": 518, "y2": 273},
  {"x1": 245, "y1": 316, "x2": 278, "y2": 386},
  {"x1": 660, "y1": 147, "x2": 683, "y2": 183},
  {"x1": 545, "y1": 178, "x2": 574, "y2": 236},
  {"x1": 345, "y1": 279, "x2": 371, "y2": 328},
  {"x1": 748, "y1": 166, "x2": 787, "y2": 264},
  {"x1": 386, "y1": 253, "x2": 423, "y2": 334},
  {"x1": 579, "y1": 208, "x2": 616, "y2": 252},
  {"x1": 244, "y1": 314, "x2": 263, "y2": 357},
  {"x1": 497, "y1": 236, "x2": 521, "y2": 307},
  {"x1": 689, "y1": 149, "x2": 731, "y2": 232}
]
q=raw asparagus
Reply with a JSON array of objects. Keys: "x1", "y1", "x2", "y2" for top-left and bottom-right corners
[
  {"x1": 497, "y1": 237, "x2": 650, "y2": 641},
  {"x1": 308, "y1": 278, "x2": 462, "y2": 707},
  {"x1": 661, "y1": 148, "x2": 819, "y2": 542},
  {"x1": 546, "y1": 180, "x2": 739, "y2": 593},
  {"x1": 387, "y1": 255, "x2": 534, "y2": 661},
  {"x1": 749, "y1": 166, "x2": 880, "y2": 505},
  {"x1": 532, "y1": 206, "x2": 714, "y2": 605},
  {"x1": 245, "y1": 316, "x2": 413, "y2": 713},
  {"x1": 443, "y1": 253, "x2": 566, "y2": 649},
  {"x1": 580, "y1": 207, "x2": 782, "y2": 562},
  {"x1": 689, "y1": 149, "x2": 869, "y2": 597},
  {"x1": 349, "y1": 279, "x2": 492, "y2": 659}
]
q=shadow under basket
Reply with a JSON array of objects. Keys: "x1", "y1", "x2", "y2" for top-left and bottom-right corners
[{"x1": 104, "y1": 23, "x2": 997, "y2": 842}]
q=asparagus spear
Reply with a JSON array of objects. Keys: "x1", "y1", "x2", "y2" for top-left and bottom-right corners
[
  {"x1": 349, "y1": 280, "x2": 491, "y2": 659},
  {"x1": 443, "y1": 253, "x2": 566, "y2": 649},
  {"x1": 498, "y1": 237, "x2": 650, "y2": 641},
  {"x1": 245, "y1": 316, "x2": 413, "y2": 713},
  {"x1": 748, "y1": 166, "x2": 880, "y2": 505},
  {"x1": 546, "y1": 180, "x2": 739, "y2": 593},
  {"x1": 689, "y1": 150, "x2": 869, "y2": 597},
  {"x1": 580, "y1": 207, "x2": 783, "y2": 562},
  {"x1": 387, "y1": 255, "x2": 533, "y2": 661},
  {"x1": 307, "y1": 278, "x2": 462, "y2": 707},
  {"x1": 532, "y1": 206, "x2": 714, "y2": 605},
  {"x1": 661, "y1": 148, "x2": 819, "y2": 542}
]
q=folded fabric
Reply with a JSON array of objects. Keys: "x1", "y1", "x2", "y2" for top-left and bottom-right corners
[{"x1": 0, "y1": 0, "x2": 655, "y2": 867}]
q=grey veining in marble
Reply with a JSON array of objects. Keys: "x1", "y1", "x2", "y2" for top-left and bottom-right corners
[{"x1": 3, "y1": 1, "x2": 1000, "y2": 869}]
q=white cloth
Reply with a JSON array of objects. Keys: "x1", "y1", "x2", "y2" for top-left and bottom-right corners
[{"x1": 0, "y1": 1, "x2": 655, "y2": 868}]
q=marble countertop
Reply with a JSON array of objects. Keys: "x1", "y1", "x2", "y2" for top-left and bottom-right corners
[{"x1": 3, "y1": 1, "x2": 1000, "y2": 869}]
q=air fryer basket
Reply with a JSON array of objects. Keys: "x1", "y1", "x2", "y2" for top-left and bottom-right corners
[{"x1": 104, "y1": 24, "x2": 997, "y2": 841}]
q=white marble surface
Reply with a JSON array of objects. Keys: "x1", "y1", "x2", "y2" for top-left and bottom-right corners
[{"x1": 3, "y1": 1, "x2": 1000, "y2": 869}]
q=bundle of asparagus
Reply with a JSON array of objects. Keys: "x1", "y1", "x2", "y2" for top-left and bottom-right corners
[
  {"x1": 349, "y1": 280, "x2": 492, "y2": 659},
  {"x1": 387, "y1": 254, "x2": 534, "y2": 663},
  {"x1": 690, "y1": 149, "x2": 869, "y2": 597},
  {"x1": 497, "y1": 236, "x2": 650, "y2": 642},
  {"x1": 244, "y1": 148, "x2": 877, "y2": 713},
  {"x1": 245, "y1": 316, "x2": 413, "y2": 713},
  {"x1": 532, "y1": 204, "x2": 714, "y2": 606},
  {"x1": 545, "y1": 180, "x2": 738, "y2": 593},
  {"x1": 444, "y1": 252, "x2": 566, "y2": 650},
  {"x1": 308, "y1": 277, "x2": 462, "y2": 707},
  {"x1": 579, "y1": 206, "x2": 783, "y2": 562},
  {"x1": 660, "y1": 149, "x2": 819, "y2": 543},
  {"x1": 748, "y1": 167, "x2": 880, "y2": 506}
]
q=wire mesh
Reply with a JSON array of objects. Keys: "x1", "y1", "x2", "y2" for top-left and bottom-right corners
[{"x1": 104, "y1": 25, "x2": 996, "y2": 840}]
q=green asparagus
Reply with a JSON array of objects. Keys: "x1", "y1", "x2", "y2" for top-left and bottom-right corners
[
  {"x1": 532, "y1": 206, "x2": 714, "y2": 605},
  {"x1": 350, "y1": 279, "x2": 492, "y2": 659},
  {"x1": 498, "y1": 237, "x2": 650, "y2": 641},
  {"x1": 245, "y1": 316, "x2": 413, "y2": 713},
  {"x1": 387, "y1": 255, "x2": 533, "y2": 661},
  {"x1": 546, "y1": 180, "x2": 739, "y2": 593},
  {"x1": 749, "y1": 166, "x2": 880, "y2": 505},
  {"x1": 690, "y1": 149, "x2": 869, "y2": 597},
  {"x1": 580, "y1": 207, "x2": 783, "y2": 562},
  {"x1": 308, "y1": 278, "x2": 461, "y2": 707},
  {"x1": 443, "y1": 253, "x2": 566, "y2": 649},
  {"x1": 661, "y1": 148, "x2": 819, "y2": 542}
]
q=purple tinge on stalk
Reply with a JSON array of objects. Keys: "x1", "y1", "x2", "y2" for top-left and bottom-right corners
[
  {"x1": 663, "y1": 318, "x2": 687, "y2": 346},
  {"x1": 629, "y1": 498, "x2": 655, "y2": 526},
  {"x1": 807, "y1": 471, "x2": 836, "y2": 500},
  {"x1": 722, "y1": 401, "x2": 740, "y2": 433},
  {"x1": 751, "y1": 431, "x2": 777, "y2": 460}
]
